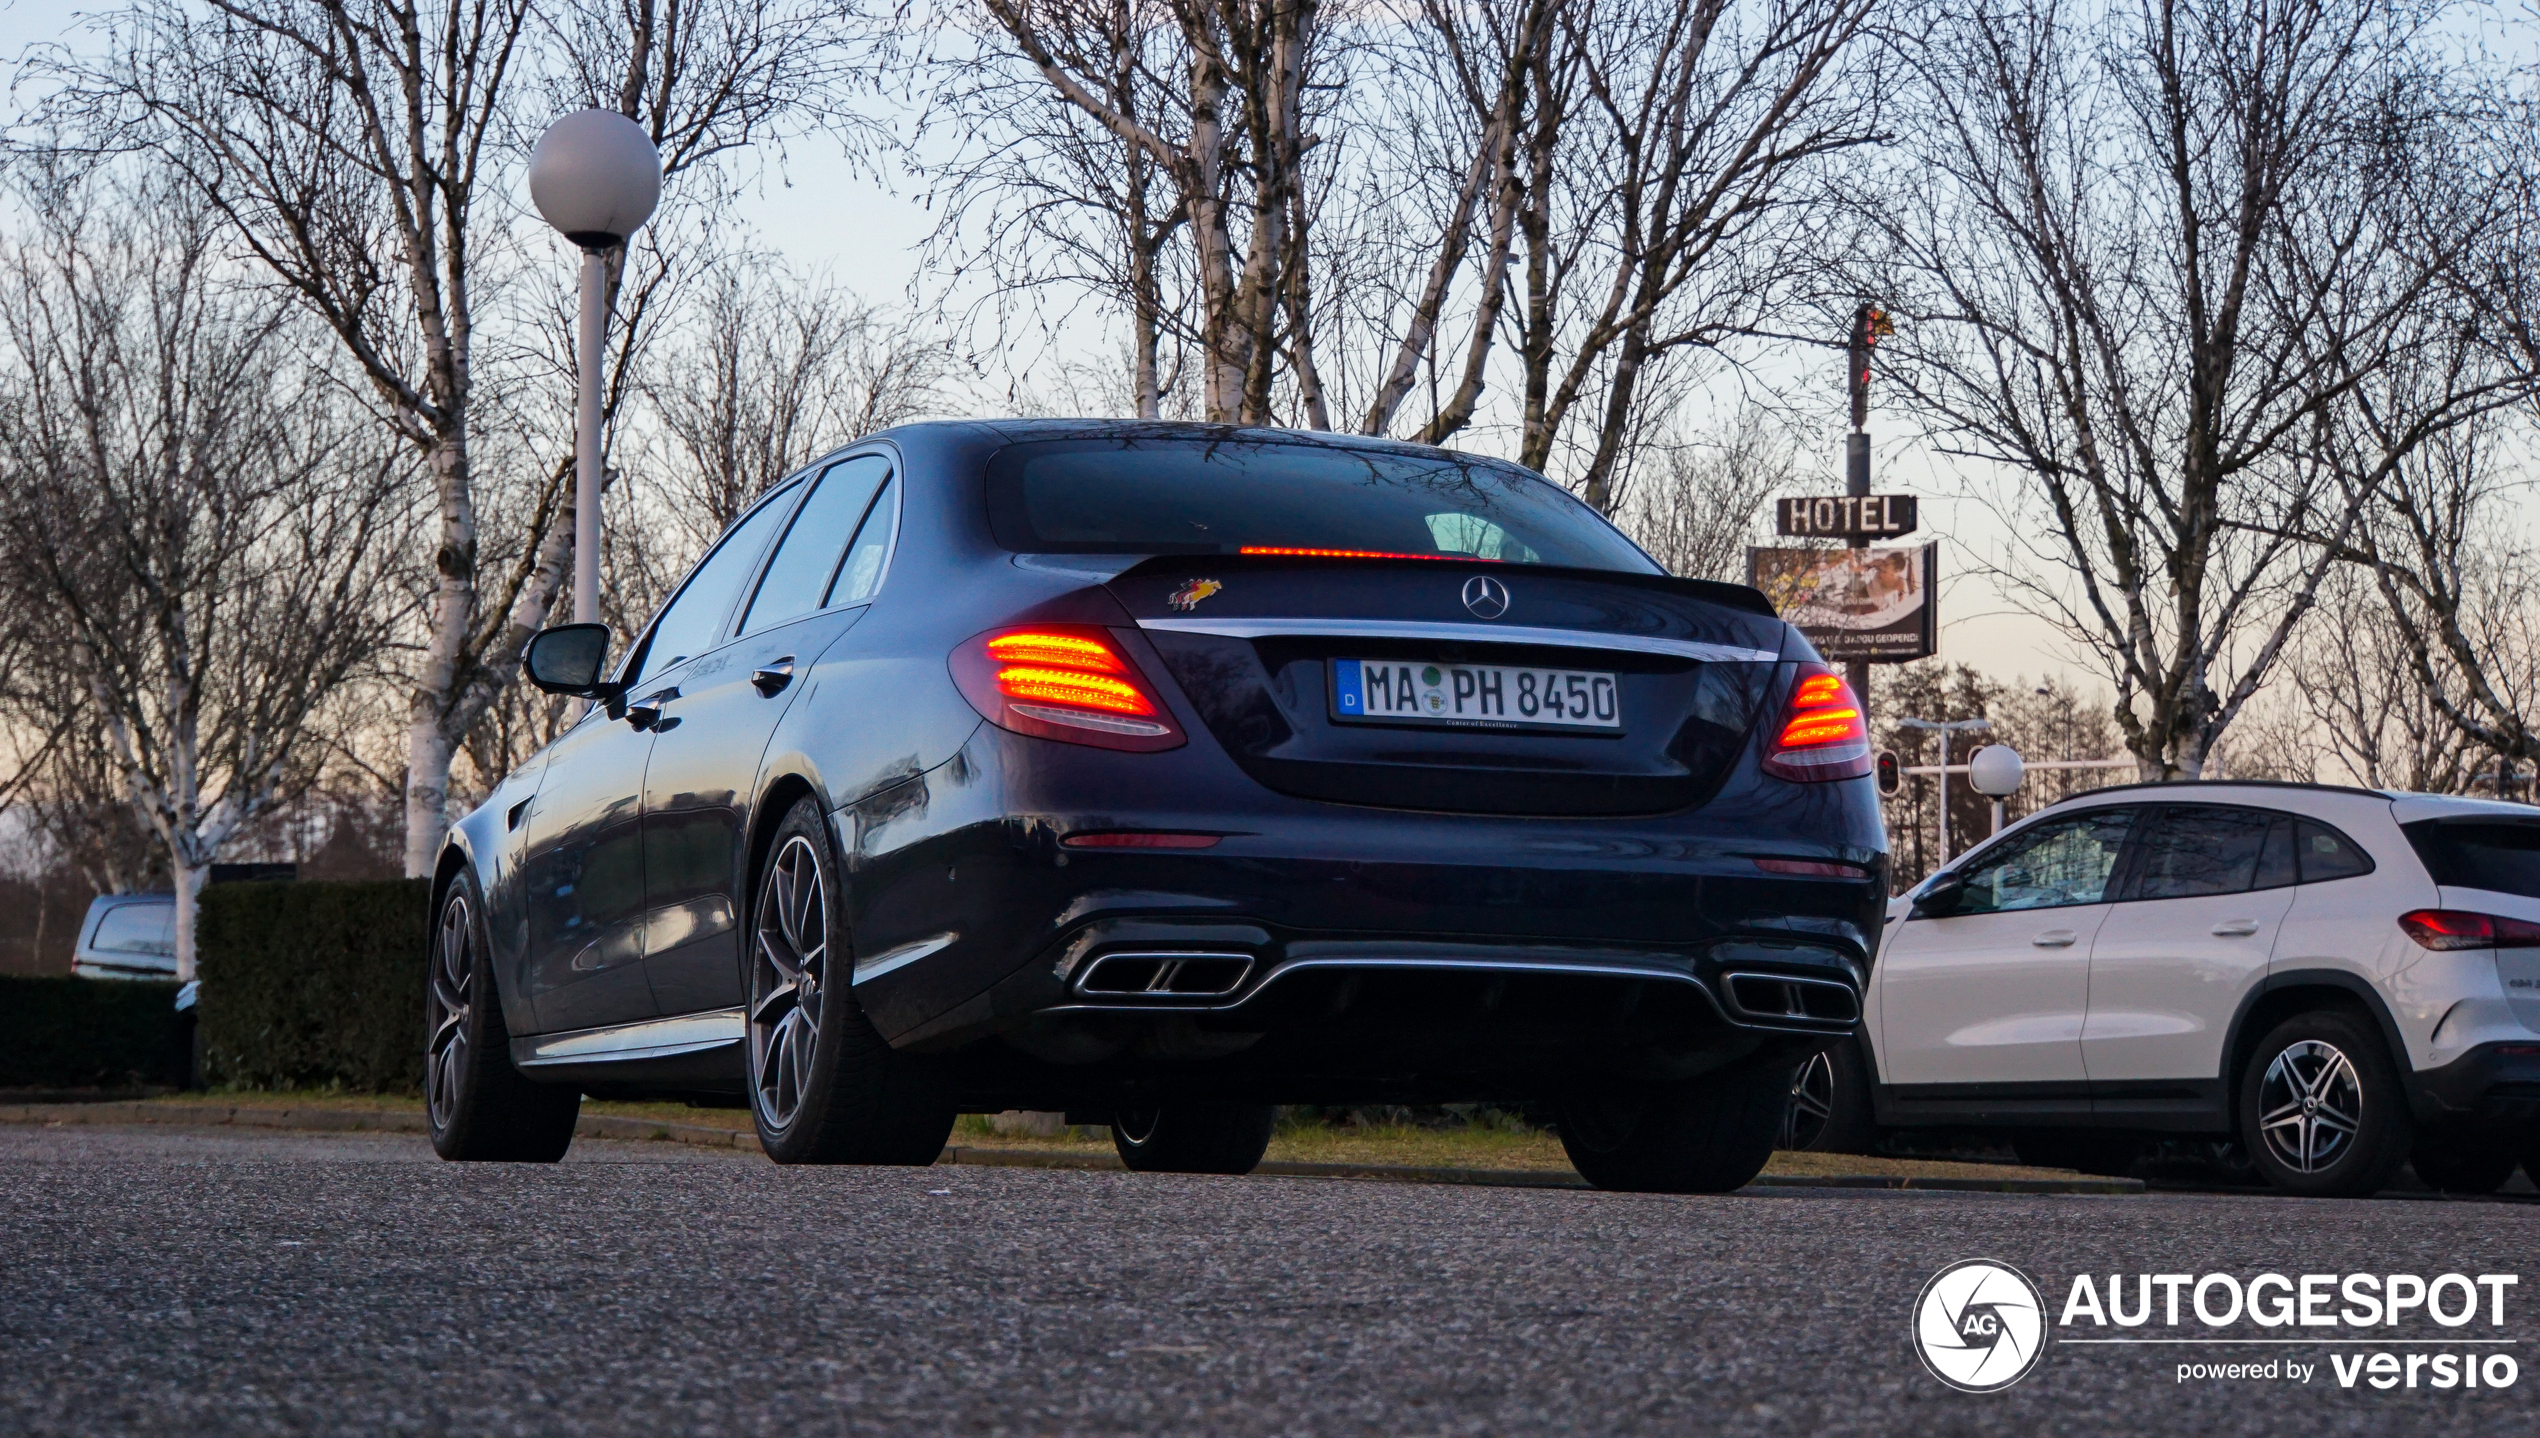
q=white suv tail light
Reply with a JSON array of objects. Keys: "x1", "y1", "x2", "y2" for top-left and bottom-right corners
[{"x1": 2396, "y1": 909, "x2": 2540, "y2": 951}]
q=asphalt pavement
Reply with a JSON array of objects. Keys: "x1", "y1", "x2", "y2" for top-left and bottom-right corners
[{"x1": 2, "y1": 1124, "x2": 2533, "y2": 1436}]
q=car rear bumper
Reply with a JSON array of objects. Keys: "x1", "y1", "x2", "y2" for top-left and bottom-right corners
[
  {"x1": 877, "y1": 910, "x2": 1868, "y2": 1109},
  {"x1": 836, "y1": 709, "x2": 1884, "y2": 1106},
  {"x1": 2408, "y1": 1041, "x2": 2540, "y2": 1127},
  {"x1": 70, "y1": 960, "x2": 179, "y2": 981}
]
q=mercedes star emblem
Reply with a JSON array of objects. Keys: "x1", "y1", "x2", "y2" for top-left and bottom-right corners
[{"x1": 1462, "y1": 574, "x2": 1511, "y2": 619}]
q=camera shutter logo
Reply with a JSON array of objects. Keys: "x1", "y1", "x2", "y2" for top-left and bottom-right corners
[{"x1": 1913, "y1": 1259, "x2": 2048, "y2": 1393}]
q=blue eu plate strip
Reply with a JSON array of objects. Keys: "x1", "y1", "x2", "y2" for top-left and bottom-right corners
[{"x1": 1332, "y1": 659, "x2": 1365, "y2": 715}]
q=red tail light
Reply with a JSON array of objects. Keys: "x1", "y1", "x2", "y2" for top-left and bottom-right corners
[
  {"x1": 1761, "y1": 664, "x2": 1872, "y2": 781},
  {"x1": 2397, "y1": 909, "x2": 2540, "y2": 951},
  {"x1": 950, "y1": 625, "x2": 1185, "y2": 753}
]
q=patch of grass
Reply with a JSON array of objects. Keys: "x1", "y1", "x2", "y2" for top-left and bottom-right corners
[
  {"x1": 582, "y1": 1098, "x2": 751, "y2": 1130},
  {"x1": 949, "y1": 1113, "x2": 1110, "y2": 1149},
  {"x1": 160, "y1": 1088, "x2": 421, "y2": 1112},
  {"x1": 1270, "y1": 1113, "x2": 1574, "y2": 1170},
  {"x1": 1757, "y1": 1149, "x2": 2091, "y2": 1182}
]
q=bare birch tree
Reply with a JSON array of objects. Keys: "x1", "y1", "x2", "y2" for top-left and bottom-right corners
[
  {"x1": 926, "y1": 0, "x2": 1199, "y2": 417},
  {"x1": 1320, "y1": 0, "x2": 1553, "y2": 443},
  {"x1": 0, "y1": 178, "x2": 406, "y2": 980},
  {"x1": 976, "y1": 0, "x2": 1331, "y2": 424},
  {"x1": 1868, "y1": 0, "x2": 2519, "y2": 778},
  {"x1": 28, "y1": 0, "x2": 894, "y2": 874},
  {"x1": 1518, "y1": 0, "x2": 1884, "y2": 508},
  {"x1": 2278, "y1": 569, "x2": 2483, "y2": 793},
  {"x1": 1614, "y1": 407, "x2": 1797, "y2": 580},
  {"x1": 2328, "y1": 422, "x2": 2540, "y2": 782},
  {"x1": 644, "y1": 256, "x2": 953, "y2": 551}
]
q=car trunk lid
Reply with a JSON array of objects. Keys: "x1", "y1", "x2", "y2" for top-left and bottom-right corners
[{"x1": 1107, "y1": 555, "x2": 1790, "y2": 816}]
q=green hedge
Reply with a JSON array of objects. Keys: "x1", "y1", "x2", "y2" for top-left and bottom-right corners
[
  {"x1": 198, "y1": 879, "x2": 433, "y2": 1092},
  {"x1": 0, "y1": 976, "x2": 187, "y2": 1088}
]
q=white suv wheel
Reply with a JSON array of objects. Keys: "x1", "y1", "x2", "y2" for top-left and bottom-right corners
[{"x1": 2256, "y1": 1039, "x2": 2363, "y2": 1174}]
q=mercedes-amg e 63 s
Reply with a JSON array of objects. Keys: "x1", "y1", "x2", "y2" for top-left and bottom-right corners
[{"x1": 425, "y1": 422, "x2": 1886, "y2": 1192}]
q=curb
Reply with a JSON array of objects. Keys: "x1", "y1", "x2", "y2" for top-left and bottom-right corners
[
  {"x1": 932, "y1": 1146, "x2": 2141, "y2": 1194},
  {"x1": 0, "y1": 1103, "x2": 2143, "y2": 1194},
  {"x1": 0, "y1": 1101, "x2": 754, "y2": 1149},
  {"x1": 1752, "y1": 1173, "x2": 2144, "y2": 1195}
]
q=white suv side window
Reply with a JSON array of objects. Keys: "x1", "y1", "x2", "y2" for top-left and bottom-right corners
[
  {"x1": 1951, "y1": 809, "x2": 2136, "y2": 915},
  {"x1": 2129, "y1": 806, "x2": 2282, "y2": 899}
]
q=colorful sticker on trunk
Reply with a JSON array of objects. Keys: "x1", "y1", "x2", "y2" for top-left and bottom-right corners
[{"x1": 1167, "y1": 579, "x2": 1224, "y2": 611}]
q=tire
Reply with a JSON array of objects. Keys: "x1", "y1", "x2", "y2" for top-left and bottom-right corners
[
  {"x1": 426, "y1": 870, "x2": 581, "y2": 1162},
  {"x1": 2410, "y1": 1132, "x2": 2519, "y2": 1194},
  {"x1": 1111, "y1": 1103, "x2": 1277, "y2": 1175},
  {"x1": 1779, "y1": 1039, "x2": 1876, "y2": 1154},
  {"x1": 746, "y1": 797, "x2": 956, "y2": 1165},
  {"x1": 2010, "y1": 1129, "x2": 2141, "y2": 1178},
  {"x1": 1557, "y1": 1063, "x2": 1788, "y2": 1194},
  {"x1": 2237, "y1": 1009, "x2": 2413, "y2": 1199}
]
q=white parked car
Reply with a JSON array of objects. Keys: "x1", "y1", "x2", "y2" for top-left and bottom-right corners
[
  {"x1": 71, "y1": 893, "x2": 177, "y2": 980},
  {"x1": 1808, "y1": 782, "x2": 2540, "y2": 1198}
]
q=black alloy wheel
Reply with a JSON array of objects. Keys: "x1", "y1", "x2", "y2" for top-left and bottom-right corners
[
  {"x1": 1778, "y1": 1052, "x2": 1835, "y2": 1150},
  {"x1": 2237, "y1": 1009, "x2": 2412, "y2": 1199},
  {"x1": 425, "y1": 872, "x2": 580, "y2": 1161},
  {"x1": 1777, "y1": 1039, "x2": 1876, "y2": 1154},
  {"x1": 745, "y1": 796, "x2": 955, "y2": 1165},
  {"x1": 1556, "y1": 1062, "x2": 1788, "y2": 1193},
  {"x1": 1110, "y1": 1102, "x2": 1277, "y2": 1175},
  {"x1": 2409, "y1": 1132, "x2": 2519, "y2": 1194},
  {"x1": 749, "y1": 831, "x2": 832, "y2": 1132}
]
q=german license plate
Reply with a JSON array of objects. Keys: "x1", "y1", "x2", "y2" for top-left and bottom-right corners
[{"x1": 1330, "y1": 658, "x2": 1620, "y2": 729}]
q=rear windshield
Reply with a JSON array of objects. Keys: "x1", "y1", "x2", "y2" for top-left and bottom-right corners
[
  {"x1": 91, "y1": 902, "x2": 175, "y2": 956},
  {"x1": 2404, "y1": 819, "x2": 2540, "y2": 900},
  {"x1": 984, "y1": 436, "x2": 1660, "y2": 573}
]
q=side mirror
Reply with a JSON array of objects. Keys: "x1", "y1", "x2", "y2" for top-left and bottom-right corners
[
  {"x1": 524, "y1": 624, "x2": 622, "y2": 707},
  {"x1": 1908, "y1": 870, "x2": 1967, "y2": 920}
]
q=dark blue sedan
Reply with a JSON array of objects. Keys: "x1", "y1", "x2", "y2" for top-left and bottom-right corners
[{"x1": 424, "y1": 422, "x2": 1886, "y2": 1190}]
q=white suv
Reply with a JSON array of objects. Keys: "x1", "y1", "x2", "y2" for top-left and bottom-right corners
[{"x1": 1839, "y1": 783, "x2": 2540, "y2": 1198}]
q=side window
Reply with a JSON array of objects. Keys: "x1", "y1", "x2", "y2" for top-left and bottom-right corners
[
  {"x1": 2295, "y1": 819, "x2": 2375, "y2": 884},
  {"x1": 1949, "y1": 807, "x2": 2137, "y2": 916},
  {"x1": 627, "y1": 483, "x2": 801, "y2": 688},
  {"x1": 739, "y1": 457, "x2": 892, "y2": 635},
  {"x1": 825, "y1": 476, "x2": 899, "y2": 607},
  {"x1": 92, "y1": 904, "x2": 175, "y2": 955},
  {"x1": 2253, "y1": 814, "x2": 2298, "y2": 891},
  {"x1": 2129, "y1": 806, "x2": 2274, "y2": 899}
]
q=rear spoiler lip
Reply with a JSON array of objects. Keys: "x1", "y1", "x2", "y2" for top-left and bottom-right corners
[
  {"x1": 1134, "y1": 615, "x2": 1781, "y2": 665},
  {"x1": 1106, "y1": 552, "x2": 1779, "y2": 618}
]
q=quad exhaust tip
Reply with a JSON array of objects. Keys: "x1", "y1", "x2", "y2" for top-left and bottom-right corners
[
  {"x1": 1074, "y1": 951, "x2": 1256, "y2": 1000},
  {"x1": 1723, "y1": 971, "x2": 1859, "y2": 1025}
]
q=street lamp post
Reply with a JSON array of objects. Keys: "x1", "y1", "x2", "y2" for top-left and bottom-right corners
[
  {"x1": 1896, "y1": 715, "x2": 1991, "y2": 863},
  {"x1": 1966, "y1": 744, "x2": 2026, "y2": 837},
  {"x1": 528, "y1": 110, "x2": 661, "y2": 627}
]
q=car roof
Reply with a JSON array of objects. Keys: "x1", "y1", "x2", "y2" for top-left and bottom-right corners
[
  {"x1": 84, "y1": 891, "x2": 173, "y2": 913},
  {"x1": 2387, "y1": 793, "x2": 2540, "y2": 825},
  {"x1": 2040, "y1": 778, "x2": 2393, "y2": 808}
]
